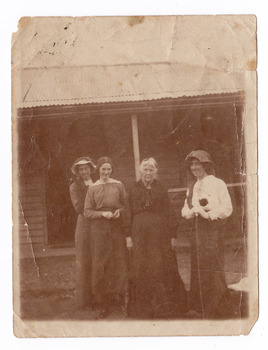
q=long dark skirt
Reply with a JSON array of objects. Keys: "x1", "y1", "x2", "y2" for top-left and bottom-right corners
[
  {"x1": 75, "y1": 214, "x2": 92, "y2": 308},
  {"x1": 189, "y1": 216, "x2": 227, "y2": 318},
  {"x1": 128, "y1": 212, "x2": 188, "y2": 318},
  {"x1": 90, "y1": 218, "x2": 128, "y2": 304}
]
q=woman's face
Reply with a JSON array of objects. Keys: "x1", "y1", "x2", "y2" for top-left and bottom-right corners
[
  {"x1": 190, "y1": 159, "x2": 207, "y2": 179},
  {"x1": 99, "y1": 163, "x2": 112, "y2": 181},
  {"x1": 77, "y1": 164, "x2": 92, "y2": 181},
  {"x1": 140, "y1": 164, "x2": 157, "y2": 184}
]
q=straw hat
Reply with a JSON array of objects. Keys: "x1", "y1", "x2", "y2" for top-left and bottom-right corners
[{"x1": 71, "y1": 157, "x2": 96, "y2": 176}]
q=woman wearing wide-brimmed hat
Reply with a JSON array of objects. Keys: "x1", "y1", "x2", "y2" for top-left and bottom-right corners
[
  {"x1": 70, "y1": 156, "x2": 96, "y2": 309},
  {"x1": 126, "y1": 158, "x2": 188, "y2": 318},
  {"x1": 84, "y1": 157, "x2": 128, "y2": 318},
  {"x1": 181, "y1": 150, "x2": 233, "y2": 318}
]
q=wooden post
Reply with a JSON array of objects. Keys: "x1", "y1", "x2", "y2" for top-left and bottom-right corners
[{"x1": 131, "y1": 115, "x2": 141, "y2": 181}]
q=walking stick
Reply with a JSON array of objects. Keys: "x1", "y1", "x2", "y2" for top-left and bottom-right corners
[
  {"x1": 125, "y1": 248, "x2": 131, "y2": 316},
  {"x1": 195, "y1": 213, "x2": 205, "y2": 318},
  {"x1": 194, "y1": 198, "x2": 209, "y2": 318}
]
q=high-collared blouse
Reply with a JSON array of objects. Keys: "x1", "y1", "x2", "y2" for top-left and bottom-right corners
[
  {"x1": 181, "y1": 175, "x2": 233, "y2": 220},
  {"x1": 84, "y1": 178, "x2": 127, "y2": 219},
  {"x1": 128, "y1": 180, "x2": 178, "y2": 237}
]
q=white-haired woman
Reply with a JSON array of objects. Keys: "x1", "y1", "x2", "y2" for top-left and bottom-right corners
[
  {"x1": 126, "y1": 158, "x2": 188, "y2": 318},
  {"x1": 182, "y1": 150, "x2": 233, "y2": 318}
]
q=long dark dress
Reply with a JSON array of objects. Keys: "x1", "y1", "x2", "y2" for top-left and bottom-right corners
[
  {"x1": 84, "y1": 179, "x2": 128, "y2": 305},
  {"x1": 182, "y1": 175, "x2": 233, "y2": 318},
  {"x1": 189, "y1": 217, "x2": 227, "y2": 317},
  {"x1": 69, "y1": 179, "x2": 92, "y2": 307},
  {"x1": 127, "y1": 180, "x2": 188, "y2": 318}
]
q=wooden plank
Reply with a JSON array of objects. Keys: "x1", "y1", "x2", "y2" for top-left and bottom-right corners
[
  {"x1": 19, "y1": 196, "x2": 42, "y2": 204},
  {"x1": 18, "y1": 170, "x2": 48, "y2": 248},
  {"x1": 23, "y1": 177, "x2": 43, "y2": 185},
  {"x1": 20, "y1": 180, "x2": 43, "y2": 188},
  {"x1": 24, "y1": 183, "x2": 43, "y2": 190},
  {"x1": 24, "y1": 216, "x2": 44, "y2": 224},
  {"x1": 167, "y1": 183, "x2": 245, "y2": 194},
  {"x1": 20, "y1": 189, "x2": 45, "y2": 196},
  {"x1": 18, "y1": 216, "x2": 28, "y2": 224},
  {"x1": 24, "y1": 209, "x2": 44, "y2": 217},
  {"x1": 18, "y1": 226, "x2": 28, "y2": 235},
  {"x1": 20, "y1": 235, "x2": 44, "y2": 244},
  {"x1": 168, "y1": 188, "x2": 188, "y2": 193},
  {"x1": 20, "y1": 229, "x2": 44, "y2": 238},
  {"x1": 27, "y1": 222, "x2": 44, "y2": 230},
  {"x1": 19, "y1": 202, "x2": 43, "y2": 210}
]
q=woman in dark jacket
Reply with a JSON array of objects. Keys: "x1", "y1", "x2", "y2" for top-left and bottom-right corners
[
  {"x1": 126, "y1": 158, "x2": 188, "y2": 318},
  {"x1": 69, "y1": 156, "x2": 95, "y2": 309}
]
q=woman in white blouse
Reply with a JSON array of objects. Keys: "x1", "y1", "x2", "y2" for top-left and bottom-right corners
[{"x1": 181, "y1": 150, "x2": 233, "y2": 318}]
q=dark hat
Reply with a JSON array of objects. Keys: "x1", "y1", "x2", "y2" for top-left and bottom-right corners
[
  {"x1": 96, "y1": 156, "x2": 113, "y2": 173},
  {"x1": 71, "y1": 157, "x2": 96, "y2": 175},
  {"x1": 185, "y1": 150, "x2": 213, "y2": 164}
]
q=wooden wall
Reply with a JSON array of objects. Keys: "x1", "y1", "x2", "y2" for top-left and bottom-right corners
[{"x1": 18, "y1": 170, "x2": 47, "y2": 255}]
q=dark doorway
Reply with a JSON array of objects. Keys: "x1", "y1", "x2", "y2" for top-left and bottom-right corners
[{"x1": 64, "y1": 115, "x2": 136, "y2": 188}]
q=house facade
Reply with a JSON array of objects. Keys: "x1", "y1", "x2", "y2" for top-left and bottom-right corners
[{"x1": 14, "y1": 64, "x2": 246, "y2": 256}]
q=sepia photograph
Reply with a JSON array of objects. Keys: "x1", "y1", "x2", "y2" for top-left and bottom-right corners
[{"x1": 11, "y1": 15, "x2": 258, "y2": 337}]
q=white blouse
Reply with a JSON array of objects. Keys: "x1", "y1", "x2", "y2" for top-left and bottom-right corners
[{"x1": 181, "y1": 175, "x2": 233, "y2": 220}]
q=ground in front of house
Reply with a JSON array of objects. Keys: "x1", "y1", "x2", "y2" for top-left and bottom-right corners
[{"x1": 18, "y1": 245, "x2": 248, "y2": 321}]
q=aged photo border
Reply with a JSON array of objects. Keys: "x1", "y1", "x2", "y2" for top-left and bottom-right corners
[{"x1": 9, "y1": 10, "x2": 256, "y2": 335}]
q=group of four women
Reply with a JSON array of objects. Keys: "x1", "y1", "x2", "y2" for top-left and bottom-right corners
[{"x1": 69, "y1": 150, "x2": 233, "y2": 319}]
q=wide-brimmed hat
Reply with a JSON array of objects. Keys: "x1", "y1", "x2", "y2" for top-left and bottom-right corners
[
  {"x1": 71, "y1": 157, "x2": 96, "y2": 175},
  {"x1": 185, "y1": 150, "x2": 213, "y2": 164}
]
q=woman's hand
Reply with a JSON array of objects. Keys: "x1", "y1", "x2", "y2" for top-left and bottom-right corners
[
  {"x1": 203, "y1": 203, "x2": 213, "y2": 212},
  {"x1": 192, "y1": 206, "x2": 202, "y2": 216},
  {"x1": 199, "y1": 210, "x2": 210, "y2": 219},
  {"x1": 101, "y1": 211, "x2": 114, "y2": 219},
  {"x1": 192, "y1": 206, "x2": 210, "y2": 219},
  {"x1": 113, "y1": 209, "x2": 121, "y2": 219},
  {"x1": 126, "y1": 237, "x2": 133, "y2": 250},
  {"x1": 171, "y1": 238, "x2": 177, "y2": 250}
]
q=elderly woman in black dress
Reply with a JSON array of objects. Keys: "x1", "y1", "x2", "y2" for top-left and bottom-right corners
[
  {"x1": 126, "y1": 158, "x2": 188, "y2": 318},
  {"x1": 181, "y1": 150, "x2": 233, "y2": 318},
  {"x1": 69, "y1": 156, "x2": 95, "y2": 309}
]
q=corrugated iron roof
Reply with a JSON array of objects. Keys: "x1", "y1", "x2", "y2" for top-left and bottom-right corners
[{"x1": 15, "y1": 62, "x2": 245, "y2": 108}]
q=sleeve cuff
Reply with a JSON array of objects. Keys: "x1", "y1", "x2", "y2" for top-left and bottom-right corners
[{"x1": 208, "y1": 211, "x2": 218, "y2": 220}]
